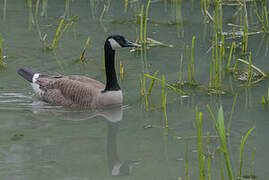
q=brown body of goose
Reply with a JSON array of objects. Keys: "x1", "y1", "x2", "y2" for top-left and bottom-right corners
[{"x1": 17, "y1": 35, "x2": 137, "y2": 109}]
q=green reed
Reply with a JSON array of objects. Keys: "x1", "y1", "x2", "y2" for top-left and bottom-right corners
[
  {"x1": 249, "y1": 147, "x2": 256, "y2": 179},
  {"x1": 148, "y1": 71, "x2": 158, "y2": 97},
  {"x1": 144, "y1": 0, "x2": 151, "y2": 43},
  {"x1": 185, "y1": 140, "x2": 190, "y2": 180},
  {"x1": 35, "y1": 0, "x2": 40, "y2": 17},
  {"x1": 227, "y1": 41, "x2": 235, "y2": 70},
  {"x1": 207, "y1": 105, "x2": 234, "y2": 180},
  {"x1": 140, "y1": 73, "x2": 148, "y2": 108},
  {"x1": 178, "y1": 55, "x2": 183, "y2": 84},
  {"x1": 0, "y1": 35, "x2": 3, "y2": 68},
  {"x1": 140, "y1": 5, "x2": 144, "y2": 44},
  {"x1": 217, "y1": 147, "x2": 225, "y2": 180},
  {"x1": 186, "y1": 45, "x2": 190, "y2": 81},
  {"x1": 256, "y1": 6, "x2": 269, "y2": 33},
  {"x1": 247, "y1": 52, "x2": 252, "y2": 86},
  {"x1": 79, "y1": 36, "x2": 91, "y2": 63},
  {"x1": 64, "y1": 0, "x2": 70, "y2": 17},
  {"x1": 51, "y1": 16, "x2": 77, "y2": 49},
  {"x1": 191, "y1": 36, "x2": 196, "y2": 82},
  {"x1": 124, "y1": 0, "x2": 128, "y2": 12},
  {"x1": 242, "y1": 0, "x2": 249, "y2": 54},
  {"x1": 186, "y1": 37, "x2": 195, "y2": 83},
  {"x1": 144, "y1": 73, "x2": 184, "y2": 95},
  {"x1": 99, "y1": 5, "x2": 107, "y2": 23},
  {"x1": 162, "y1": 75, "x2": 168, "y2": 128},
  {"x1": 27, "y1": 0, "x2": 35, "y2": 28},
  {"x1": 206, "y1": 132, "x2": 211, "y2": 180},
  {"x1": 261, "y1": 86, "x2": 269, "y2": 106},
  {"x1": 90, "y1": 0, "x2": 95, "y2": 19},
  {"x1": 41, "y1": 0, "x2": 48, "y2": 17},
  {"x1": 238, "y1": 127, "x2": 255, "y2": 179},
  {"x1": 227, "y1": 94, "x2": 238, "y2": 135},
  {"x1": 196, "y1": 107, "x2": 205, "y2": 180},
  {"x1": 3, "y1": 0, "x2": 7, "y2": 21}
]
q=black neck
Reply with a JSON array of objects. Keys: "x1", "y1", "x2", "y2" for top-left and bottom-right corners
[{"x1": 103, "y1": 41, "x2": 120, "y2": 92}]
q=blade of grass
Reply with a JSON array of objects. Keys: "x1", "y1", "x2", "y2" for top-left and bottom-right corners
[
  {"x1": 51, "y1": 18, "x2": 65, "y2": 49},
  {"x1": 238, "y1": 127, "x2": 255, "y2": 179},
  {"x1": 191, "y1": 36, "x2": 196, "y2": 82},
  {"x1": 144, "y1": 73, "x2": 184, "y2": 95},
  {"x1": 144, "y1": 0, "x2": 151, "y2": 43},
  {"x1": 227, "y1": 41, "x2": 235, "y2": 69},
  {"x1": 148, "y1": 71, "x2": 159, "y2": 97},
  {"x1": 79, "y1": 36, "x2": 91, "y2": 62},
  {"x1": 207, "y1": 105, "x2": 234, "y2": 180}
]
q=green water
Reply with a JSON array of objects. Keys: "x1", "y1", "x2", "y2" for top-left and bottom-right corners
[{"x1": 0, "y1": 0, "x2": 268, "y2": 179}]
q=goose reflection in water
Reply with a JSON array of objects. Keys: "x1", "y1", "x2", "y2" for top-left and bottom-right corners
[{"x1": 29, "y1": 102, "x2": 139, "y2": 176}]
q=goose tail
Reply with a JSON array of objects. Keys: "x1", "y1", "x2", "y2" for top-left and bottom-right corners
[{"x1": 17, "y1": 67, "x2": 41, "y2": 83}]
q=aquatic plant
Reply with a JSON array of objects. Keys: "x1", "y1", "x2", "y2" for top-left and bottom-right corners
[
  {"x1": 256, "y1": 6, "x2": 269, "y2": 33},
  {"x1": 0, "y1": 35, "x2": 3, "y2": 69},
  {"x1": 50, "y1": 16, "x2": 77, "y2": 50},
  {"x1": 162, "y1": 75, "x2": 168, "y2": 128},
  {"x1": 79, "y1": 36, "x2": 91, "y2": 63},
  {"x1": 207, "y1": 105, "x2": 234, "y2": 180},
  {"x1": 261, "y1": 86, "x2": 269, "y2": 107},
  {"x1": 64, "y1": 0, "x2": 70, "y2": 17},
  {"x1": 144, "y1": 73, "x2": 184, "y2": 95},
  {"x1": 41, "y1": 0, "x2": 48, "y2": 17},
  {"x1": 3, "y1": 0, "x2": 7, "y2": 21},
  {"x1": 196, "y1": 107, "x2": 205, "y2": 180},
  {"x1": 35, "y1": 0, "x2": 40, "y2": 17},
  {"x1": 234, "y1": 58, "x2": 267, "y2": 85},
  {"x1": 238, "y1": 127, "x2": 255, "y2": 179}
]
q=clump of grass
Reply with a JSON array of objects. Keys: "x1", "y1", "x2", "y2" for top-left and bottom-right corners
[
  {"x1": 144, "y1": 73, "x2": 184, "y2": 95},
  {"x1": 48, "y1": 16, "x2": 77, "y2": 50},
  {"x1": 207, "y1": 105, "x2": 234, "y2": 180},
  {"x1": 131, "y1": 0, "x2": 173, "y2": 52},
  {"x1": 256, "y1": 7, "x2": 269, "y2": 33},
  {"x1": 186, "y1": 36, "x2": 196, "y2": 83},
  {"x1": 233, "y1": 58, "x2": 267, "y2": 85}
]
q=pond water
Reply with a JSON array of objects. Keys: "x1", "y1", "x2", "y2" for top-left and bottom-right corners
[{"x1": 0, "y1": 0, "x2": 268, "y2": 179}]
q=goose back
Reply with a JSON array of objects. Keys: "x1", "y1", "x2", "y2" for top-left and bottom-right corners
[{"x1": 35, "y1": 75, "x2": 122, "y2": 108}]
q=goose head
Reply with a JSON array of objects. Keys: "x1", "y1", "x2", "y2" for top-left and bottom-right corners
[{"x1": 106, "y1": 35, "x2": 137, "y2": 50}]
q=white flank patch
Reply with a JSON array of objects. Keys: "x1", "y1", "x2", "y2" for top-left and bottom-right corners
[
  {"x1": 31, "y1": 73, "x2": 43, "y2": 96},
  {"x1": 108, "y1": 38, "x2": 122, "y2": 50},
  {"x1": 102, "y1": 90, "x2": 123, "y2": 105}
]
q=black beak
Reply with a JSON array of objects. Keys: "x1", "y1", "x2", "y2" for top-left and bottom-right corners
[{"x1": 124, "y1": 40, "x2": 138, "y2": 47}]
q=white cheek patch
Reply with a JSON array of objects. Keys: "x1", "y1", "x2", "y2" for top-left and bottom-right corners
[{"x1": 108, "y1": 38, "x2": 122, "y2": 50}]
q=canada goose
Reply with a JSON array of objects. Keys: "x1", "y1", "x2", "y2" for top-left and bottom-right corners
[{"x1": 17, "y1": 35, "x2": 137, "y2": 109}]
